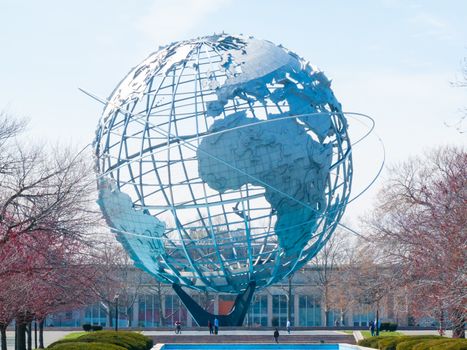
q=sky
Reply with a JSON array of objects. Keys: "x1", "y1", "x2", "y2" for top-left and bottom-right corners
[{"x1": 0, "y1": 0, "x2": 466, "y2": 230}]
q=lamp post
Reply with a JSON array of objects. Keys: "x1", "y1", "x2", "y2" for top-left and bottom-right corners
[{"x1": 114, "y1": 294, "x2": 119, "y2": 332}]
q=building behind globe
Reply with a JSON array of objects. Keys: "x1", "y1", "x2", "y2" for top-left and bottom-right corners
[
  {"x1": 44, "y1": 266, "x2": 410, "y2": 329},
  {"x1": 94, "y1": 34, "x2": 352, "y2": 296}
]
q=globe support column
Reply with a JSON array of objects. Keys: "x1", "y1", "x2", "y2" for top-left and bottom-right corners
[{"x1": 172, "y1": 281, "x2": 256, "y2": 327}]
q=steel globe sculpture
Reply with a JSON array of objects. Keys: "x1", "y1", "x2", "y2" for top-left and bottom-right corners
[{"x1": 94, "y1": 34, "x2": 352, "y2": 325}]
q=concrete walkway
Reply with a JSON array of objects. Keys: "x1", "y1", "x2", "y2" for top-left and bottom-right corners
[
  {"x1": 5, "y1": 331, "x2": 76, "y2": 350},
  {"x1": 4, "y1": 330, "x2": 349, "y2": 349},
  {"x1": 143, "y1": 330, "x2": 348, "y2": 336},
  {"x1": 4, "y1": 329, "x2": 453, "y2": 349}
]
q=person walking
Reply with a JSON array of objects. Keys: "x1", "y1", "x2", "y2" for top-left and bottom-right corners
[
  {"x1": 208, "y1": 320, "x2": 213, "y2": 335},
  {"x1": 274, "y1": 328, "x2": 280, "y2": 343},
  {"x1": 214, "y1": 317, "x2": 219, "y2": 335},
  {"x1": 286, "y1": 319, "x2": 291, "y2": 334},
  {"x1": 174, "y1": 320, "x2": 182, "y2": 334},
  {"x1": 369, "y1": 321, "x2": 375, "y2": 337}
]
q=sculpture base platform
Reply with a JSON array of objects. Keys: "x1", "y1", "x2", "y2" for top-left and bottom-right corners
[{"x1": 172, "y1": 281, "x2": 256, "y2": 327}]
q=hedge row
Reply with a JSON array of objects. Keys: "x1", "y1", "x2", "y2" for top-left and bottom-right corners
[
  {"x1": 82, "y1": 324, "x2": 104, "y2": 332},
  {"x1": 380, "y1": 323, "x2": 399, "y2": 332},
  {"x1": 52, "y1": 343, "x2": 126, "y2": 350},
  {"x1": 47, "y1": 331, "x2": 153, "y2": 350},
  {"x1": 358, "y1": 335, "x2": 467, "y2": 350}
]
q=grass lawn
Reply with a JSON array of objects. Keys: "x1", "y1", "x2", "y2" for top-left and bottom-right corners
[
  {"x1": 361, "y1": 331, "x2": 404, "y2": 338},
  {"x1": 62, "y1": 332, "x2": 87, "y2": 340}
]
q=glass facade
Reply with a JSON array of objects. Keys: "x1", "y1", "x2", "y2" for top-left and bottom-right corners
[
  {"x1": 272, "y1": 294, "x2": 294, "y2": 327},
  {"x1": 83, "y1": 303, "x2": 107, "y2": 326},
  {"x1": 46, "y1": 310, "x2": 81, "y2": 327},
  {"x1": 165, "y1": 294, "x2": 188, "y2": 326},
  {"x1": 298, "y1": 295, "x2": 321, "y2": 326},
  {"x1": 43, "y1": 294, "x2": 397, "y2": 328},
  {"x1": 245, "y1": 294, "x2": 268, "y2": 326},
  {"x1": 138, "y1": 294, "x2": 162, "y2": 327},
  {"x1": 352, "y1": 309, "x2": 376, "y2": 326}
]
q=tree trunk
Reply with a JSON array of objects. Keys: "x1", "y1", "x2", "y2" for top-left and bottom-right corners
[
  {"x1": 323, "y1": 284, "x2": 329, "y2": 327},
  {"x1": 0, "y1": 324, "x2": 7, "y2": 350},
  {"x1": 107, "y1": 302, "x2": 113, "y2": 327},
  {"x1": 157, "y1": 286, "x2": 165, "y2": 327},
  {"x1": 127, "y1": 307, "x2": 132, "y2": 328},
  {"x1": 452, "y1": 310, "x2": 465, "y2": 338},
  {"x1": 38, "y1": 320, "x2": 44, "y2": 349},
  {"x1": 16, "y1": 321, "x2": 26, "y2": 350},
  {"x1": 26, "y1": 322, "x2": 32, "y2": 350},
  {"x1": 34, "y1": 321, "x2": 37, "y2": 349}
]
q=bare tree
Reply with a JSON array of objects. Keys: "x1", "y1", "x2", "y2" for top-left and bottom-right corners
[
  {"x1": 90, "y1": 242, "x2": 146, "y2": 327},
  {"x1": 309, "y1": 230, "x2": 349, "y2": 326},
  {"x1": 368, "y1": 146, "x2": 466, "y2": 338},
  {"x1": 148, "y1": 280, "x2": 170, "y2": 327},
  {"x1": 0, "y1": 113, "x2": 103, "y2": 350}
]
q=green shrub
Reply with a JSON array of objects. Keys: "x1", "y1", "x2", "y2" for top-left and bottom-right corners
[
  {"x1": 412, "y1": 339, "x2": 456, "y2": 350},
  {"x1": 48, "y1": 340, "x2": 82, "y2": 348},
  {"x1": 359, "y1": 335, "x2": 390, "y2": 348},
  {"x1": 397, "y1": 339, "x2": 429, "y2": 350},
  {"x1": 76, "y1": 331, "x2": 152, "y2": 350},
  {"x1": 92, "y1": 325, "x2": 104, "y2": 331},
  {"x1": 436, "y1": 341, "x2": 467, "y2": 350},
  {"x1": 359, "y1": 335, "x2": 443, "y2": 350},
  {"x1": 379, "y1": 336, "x2": 445, "y2": 350},
  {"x1": 378, "y1": 337, "x2": 402, "y2": 350},
  {"x1": 52, "y1": 342, "x2": 126, "y2": 350},
  {"x1": 381, "y1": 323, "x2": 391, "y2": 332},
  {"x1": 82, "y1": 324, "x2": 92, "y2": 332},
  {"x1": 48, "y1": 331, "x2": 153, "y2": 350}
]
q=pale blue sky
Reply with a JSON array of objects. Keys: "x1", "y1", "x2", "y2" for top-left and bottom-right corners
[{"x1": 1, "y1": 0, "x2": 466, "y2": 225}]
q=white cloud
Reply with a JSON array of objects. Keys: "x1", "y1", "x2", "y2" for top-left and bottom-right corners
[{"x1": 137, "y1": 0, "x2": 230, "y2": 45}]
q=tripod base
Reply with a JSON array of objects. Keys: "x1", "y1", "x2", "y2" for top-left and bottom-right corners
[{"x1": 172, "y1": 281, "x2": 256, "y2": 327}]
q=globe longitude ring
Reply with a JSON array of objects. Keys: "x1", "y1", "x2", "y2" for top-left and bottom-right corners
[{"x1": 94, "y1": 34, "x2": 353, "y2": 324}]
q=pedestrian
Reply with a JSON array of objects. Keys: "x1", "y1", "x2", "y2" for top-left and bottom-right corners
[
  {"x1": 274, "y1": 328, "x2": 279, "y2": 343},
  {"x1": 335, "y1": 319, "x2": 340, "y2": 327},
  {"x1": 175, "y1": 320, "x2": 182, "y2": 334},
  {"x1": 286, "y1": 319, "x2": 291, "y2": 334},
  {"x1": 369, "y1": 321, "x2": 375, "y2": 337},
  {"x1": 208, "y1": 320, "x2": 213, "y2": 334},
  {"x1": 214, "y1": 317, "x2": 219, "y2": 335}
]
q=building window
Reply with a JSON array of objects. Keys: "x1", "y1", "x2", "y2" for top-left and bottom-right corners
[
  {"x1": 272, "y1": 294, "x2": 293, "y2": 327},
  {"x1": 83, "y1": 303, "x2": 107, "y2": 326},
  {"x1": 298, "y1": 295, "x2": 321, "y2": 326},
  {"x1": 245, "y1": 294, "x2": 268, "y2": 326},
  {"x1": 165, "y1": 294, "x2": 187, "y2": 326},
  {"x1": 138, "y1": 294, "x2": 162, "y2": 327},
  {"x1": 352, "y1": 308, "x2": 375, "y2": 327}
]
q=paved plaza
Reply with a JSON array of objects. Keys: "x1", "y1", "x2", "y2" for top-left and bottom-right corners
[{"x1": 5, "y1": 329, "x2": 449, "y2": 349}]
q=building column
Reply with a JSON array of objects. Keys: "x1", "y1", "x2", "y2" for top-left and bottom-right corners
[
  {"x1": 267, "y1": 294, "x2": 273, "y2": 327},
  {"x1": 132, "y1": 296, "x2": 139, "y2": 328},
  {"x1": 187, "y1": 307, "x2": 193, "y2": 327},
  {"x1": 79, "y1": 309, "x2": 85, "y2": 326},
  {"x1": 294, "y1": 294, "x2": 299, "y2": 326},
  {"x1": 213, "y1": 294, "x2": 219, "y2": 314}
]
